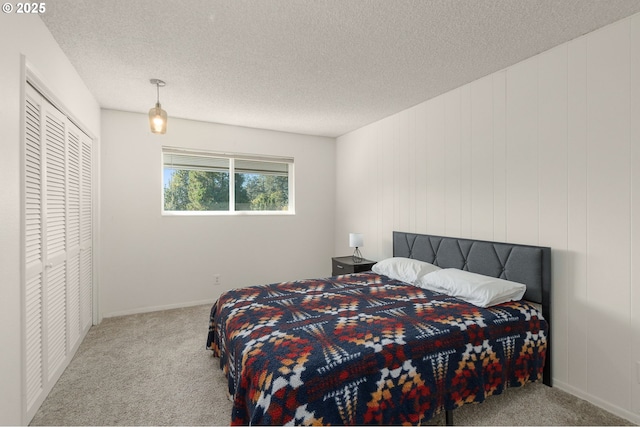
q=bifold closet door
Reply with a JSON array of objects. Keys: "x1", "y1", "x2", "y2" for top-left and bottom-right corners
[
  {"x1": 24, "y1": 84, "x2": 45, "y2": 413},
  {"x1": 23, "y1": 83, "x2": 93, "y2": 421},
  {"x1": 79, "y1": 127, "x2": 92, "y2": 332}
]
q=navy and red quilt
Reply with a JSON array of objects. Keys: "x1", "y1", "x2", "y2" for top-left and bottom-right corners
[{"x1": 207, "y1": 272, "x2": 547, "y2": 425}]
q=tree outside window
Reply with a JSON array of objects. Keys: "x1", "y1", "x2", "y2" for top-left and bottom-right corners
[{"x1": 162, "y1": 150, "x2": 293, "y2": 214}]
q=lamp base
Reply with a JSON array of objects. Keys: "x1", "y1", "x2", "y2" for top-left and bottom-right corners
[{"x1": 352, "y1": 247, "x2": 363, "y2": 263}]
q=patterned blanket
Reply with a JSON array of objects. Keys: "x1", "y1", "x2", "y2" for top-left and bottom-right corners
[{"x1": 207, "y1": 272, "x2": 547, "y2": 425}]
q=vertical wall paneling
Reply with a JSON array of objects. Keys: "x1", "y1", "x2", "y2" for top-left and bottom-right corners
[
  {"x1": 415, "y1": 102, "x2": 428, "y2": 234},
  {"x1": 505, "y1": 59, "x2": 540, "y2": 245},
  {"x1": 335, "y1": 131, "x2": 357, "y2": 259},
  {"x1": 444, "y1": 90, "x2": 462, "y2": 237},
  {"x1": 408, "y1": 107, "x2": 417, "y2": 233},
  {"x1": 348, "y1": 129, "x2": 367, "y2": 250},
  {"x1": 567, "y1": 36, "x2": 589, "y2": 392},
  {"x1": 629, "y1": 13, "x2": 640, "y2": 415},
  {"x1": 397, "y1": 111, "x2": 411, "y2": 232},
  {"x1": 362, "y1": 124, "x2": 377, "y2": 262},
  {"x1": 537, "y1": 45, "x2": 569, "y2": 385},
  {"x1": 585, "y1": 21, "x2": 631, "y2": 409},
  {"x1": 391, "y1": 114, "x2": 400, "y2": 232},
  {"x1": 381, "y1": 116, "x2": 395, "y2": 255},
  {"x1": 470, "y1": 76, "x2": 495, "y2": 240},
  {"x1": 492, "y1": 71, "x2": 507, "y2": 242},
  {"x1": 373, "y1": 120, "x2": 384, "y2": 258},
  {"x1": 366, "y1": 124, "x2": 377, "y2": 260},
  {"x1": 426, "y1": 96, "x2": 446, "y2": 234},
  {"x1": 460, "y1": 86, "x2": 472, "y2": 238},
  {"x1": 335, "y1": 14, "x2": 640, "y2": 423}
]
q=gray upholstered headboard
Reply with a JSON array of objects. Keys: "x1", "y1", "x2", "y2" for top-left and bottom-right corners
[{"x1": 393, "y1": 231, "x2": 552, "y2": 386}]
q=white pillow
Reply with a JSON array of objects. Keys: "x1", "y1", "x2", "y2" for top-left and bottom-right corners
[
  {"x1": 414, "y1": 268, "x2": 526, "y2": 308},
  {"x1": 372, "y1": 257, "x2": 441, "y2": 284}
]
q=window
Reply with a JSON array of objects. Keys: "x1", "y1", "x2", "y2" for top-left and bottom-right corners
[{"x1": 162, "y1": 148, "x2": 294, "y2": 214}]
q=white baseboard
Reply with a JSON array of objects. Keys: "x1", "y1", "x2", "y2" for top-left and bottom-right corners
[
  {"x1": 554, "y1": 379, "x2": 640, "y2": 425},
  {"x1": 102, "y1": 298, "x2": 216, "y2": 319}
]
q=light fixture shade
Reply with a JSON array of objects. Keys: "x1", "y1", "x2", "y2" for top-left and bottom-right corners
[
  {"x1": 149, "y1": 78, "x2": 167, "y2": 134},
  {"x1": 349, "y1": 233, "x2": 363, "y2": 248},
  {"x1": 149, "y1": 103, "x2": 167, "y2": 134}
]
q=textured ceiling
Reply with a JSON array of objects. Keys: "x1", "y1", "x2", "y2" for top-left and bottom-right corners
[{"x1": 41, "y1": 0, "x2": 640, "y2": 138}]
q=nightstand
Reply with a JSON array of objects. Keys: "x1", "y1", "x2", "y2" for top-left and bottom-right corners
[{"x1": 331, "y1": 256, "x2": 376, "y2": 276}]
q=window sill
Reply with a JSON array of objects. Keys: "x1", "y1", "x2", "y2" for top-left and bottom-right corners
[{"x1": 162, "y1": 210, "x2": 295, "y2": 217}]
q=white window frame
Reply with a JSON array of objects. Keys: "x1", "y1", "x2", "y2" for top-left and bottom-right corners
[{"x1": 161, "y1": 146, "x2": 295, "y2": 216}]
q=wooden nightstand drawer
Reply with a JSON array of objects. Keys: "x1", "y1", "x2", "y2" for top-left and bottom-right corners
[{"x1": 331, "y1": 256, "x2": 376, "y2": 276}]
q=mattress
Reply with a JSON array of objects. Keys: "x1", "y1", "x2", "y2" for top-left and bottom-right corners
[{"x1": 207, "y1": 272, "x2": 548, "y2": 425}]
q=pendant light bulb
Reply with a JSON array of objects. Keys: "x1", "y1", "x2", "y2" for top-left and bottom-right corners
[{"x1": 149, "y1": 79, "x2": 167, "y2": 134}]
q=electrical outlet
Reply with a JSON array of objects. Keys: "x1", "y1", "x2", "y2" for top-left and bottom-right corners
[{"x1": 214, "y1": 274, "x2": 221, "y2": 286}]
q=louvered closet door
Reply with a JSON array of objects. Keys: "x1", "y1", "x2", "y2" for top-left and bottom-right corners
[
  {"x1": 66, "y1": 124, "x2": 81, "y2": 349},
  {"x1": 43, "y1": 98, "x2": 68, "y2": 380},
  {"x1": 24, "y1": 84, "x2": 93, "y2": 421},
  {"x1": 79, "y1": 131, "x2": 92, "y2": 331},
  {"x1": 24, "y1": 85, "x2": 44, "y2": 413},
  {"x1": 65, "y1": 121, "x2": 94, "y2": 349}
]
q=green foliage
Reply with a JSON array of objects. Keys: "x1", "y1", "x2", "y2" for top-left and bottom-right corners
[
  {"x1": 164, "y1": 169, "x2": 230, "y2": 211},
  {"x1": 163, "y1": 170, "x2": 190, "y2": 210},
  {"x1": 240, "y1": 174, "x2": 288, "y2": 211},
  {"x1": 164, "y1": 169, "x2": 288, "y2": 211}
]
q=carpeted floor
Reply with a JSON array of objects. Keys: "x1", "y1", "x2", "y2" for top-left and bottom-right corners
[{"x1": 30, "y1": 304, "x2": 633, "y2": 426}]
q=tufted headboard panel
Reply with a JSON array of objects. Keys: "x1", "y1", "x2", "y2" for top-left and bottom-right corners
[
  {"x1": 393, "y1": 232, "x2": 550, "y2": 304},
  {"x1": 393, "y1": 231, "x2": 552, "y2": 385}
]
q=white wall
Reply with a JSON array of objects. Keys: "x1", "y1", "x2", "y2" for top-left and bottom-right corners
[
  {"x1": 335, "y1": 13, "x2": 640, "y2": 424},
  {"x1": 100, "y1": 110, "x2": 335, "y2": 317},
  {"x1": 0, "y1": 14, "x2": 100, "y2": 425}
]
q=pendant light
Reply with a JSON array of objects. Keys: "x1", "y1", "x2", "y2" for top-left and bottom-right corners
[{"x1": 149, "y1": 78, "x2": 167, "y2": 134}]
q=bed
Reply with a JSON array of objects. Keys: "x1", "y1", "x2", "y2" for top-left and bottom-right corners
[{"x1": 207, "y1": 232, "x2": 551, "y2": 425}]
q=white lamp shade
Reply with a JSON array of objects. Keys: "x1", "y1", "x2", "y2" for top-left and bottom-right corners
[{"x1": 349, "y1": 233, "x2": 363, "y2": 248}]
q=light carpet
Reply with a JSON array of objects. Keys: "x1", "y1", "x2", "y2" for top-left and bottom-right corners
[{"x1": 30, "y1": 304, "x2": 633, "y2": 426}]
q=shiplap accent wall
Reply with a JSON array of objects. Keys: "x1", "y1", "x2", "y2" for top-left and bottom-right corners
[{"x1": 335, "y1": 14, "x2": 640, "y2": 423}]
